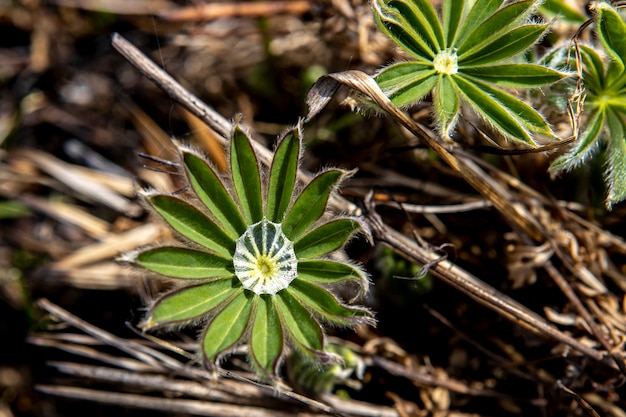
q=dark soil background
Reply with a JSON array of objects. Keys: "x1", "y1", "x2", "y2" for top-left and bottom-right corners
[{"x1": 1, "y1": 1, "x2": 626, "y2": 416}]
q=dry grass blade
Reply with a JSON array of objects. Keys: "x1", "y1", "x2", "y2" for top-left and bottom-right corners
[
  {"x1": 50, "y1": 223, "x2": 162, "y2": 269},
  {"x1": 35, "y1": 385, "x2": 327, "y2": 417},
  {"x1": 160, "y1": 1, "x2": 312, "y2": 22},
  {"x1": 34, "y1": 299, "x2": 401, "y2": 417},
  {"x1": 13, "y1": 148, "x2": 141, "y2": 216}
]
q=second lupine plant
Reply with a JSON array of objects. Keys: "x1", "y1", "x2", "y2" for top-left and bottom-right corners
[{"x1": 371, "y1": 0, "x2": 570, "y2": 144}]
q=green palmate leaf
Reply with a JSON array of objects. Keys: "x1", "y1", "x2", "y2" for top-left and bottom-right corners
[
  {"x1": 298, "y1": 259, "x2": 368, "y2": 293},
  {"x1": 148, "y1": 195, "x2": 234, "y2": 258},
  {"x1": 203, "y1": 292, "x2": 256, "y2": 364},
  {"x1": 453, "y1": 74, "x2": 534, "y2": 144},
  {"x1": 145, "y1": 277, "x2": 238, "y2": 327},
  {"x1": 386, "y1": 0, "x2": 444, "y2": 53},
  {"x1": 230, "y1": 125, "x2": 263, "y2": 224},
  {"x1": 375, "y1": 62, "x2": 437, "y2": 107},
  {"x1": 276, "y1": 290, "x2": 324, "y2": 355},
  {"x1": 550, "y1": 110, "x2": 606, "y2": 172},
  {"x1": 433, "y1": 74, "x2": 459, "y2": 137},
  {"x1": 454, "y1": 0, "x2": 504, "y2": 47},
  {"x1": 288, "y1": 279, "x2": 374, "y2": 326},
  {"x1": 282, "y1": 169, "x2": 345, "y2": 240},
  {"x1": 442, "y1": 0, "x2": 464, "y2": 47},
  {"x1": 458, "y1": 1, "x2": 536, "y2": 57},
  {"x1": 462, "y1": 64, "x2": 568, "y2": 87},
  {"x1": 135, "y1": 247, "x2": 232, "y2": 279},
  {"x1": 182, "y1": 150, "x2": 246, "y2": 239},
  {"x1": 460, "y1": 24, "x2": 550, "y2": 66},
  {"x1": 266, "y1": 126, "x2": 301, "y2": 223},
  {"x1": 373, "y1": 0, "x2": 436, "y2": 60},
  {"x1": 597, "y1": 3, "x2": 626, "y2": 71},
  {"x1": 294, "y1": 218, "x2": 362, "y2": 259},
  {"x1": 250, "y1": 295, "x2": 283, "y2": 376}
]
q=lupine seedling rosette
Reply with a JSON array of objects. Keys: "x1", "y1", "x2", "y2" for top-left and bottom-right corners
[{"x1": 124, "y1": 121, "x2": 374, "y2": 378}]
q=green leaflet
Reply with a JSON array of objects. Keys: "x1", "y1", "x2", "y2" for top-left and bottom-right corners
[
  {"x1": 288, "y1": 279, "x2": 374, "y2": 327},
  {"x1": 460, "y1": 24, "x2": 549, "y2": 66},
  {"x1": 374, "y1": 0, "x2": 435, "y2": 60},
  {"x1": 294, "y1": 218, "x2": 362, "y2": 259},
  {"x1": 452, "y1": 74, "x2": 534, "y2": 144},
  {"x1": 276, "y1": 290, "x2": 324, "y2": 355},
  {"x1": 148, "y1": 195, "x2": 234, "y2": 258},
  {"x1": 433, "y1": 74, "x2": 459, "y2": 137},
  {"x1": 551, "y1": 110, "x2": 606, "y2": 173},
  {"x1": 605, "y1": 109, "x2": 626, "y2": 206},
  {"x1": 135, "y1": 246, "x2": 232, "y2": 279},
  {"x1": 454, "y1": 0, "x2": 504, "y2": 47},
  {"x1": 386, "y1": 0, "x2": 443, "y2": 53},
  {"x1": 597, "y1": 3, "x2": 626, "y2": 74},
  {"x1": 145, "y1": 278, "x2": 238, "y2": 327},
  {"x1": 461, "y1": 64, "x2": 567, "y2": 87},
  {"x1": 457, "y1": 1, "x2": 535, "y2": 56},
  {"x1": 298, "y1": 259, "x2": 369, "y2": 293},
  {"x1": 376, "y1": 62, "x2": 437, "y2": 108},
  {"x1": 203, "y1": 292, "x2": 256, "y2": 364},
  {"x1": 231, "y1": 125, "x2": 263, "y2": 224},
  {"x1": 182, "y1": 149, "x2": 246, "y2": 239},
  {"x1": 266, "y1": 126, "x2": 301, "y2": 223},
  {"x1": 540, "y1": 0, "x2": 586, "y2": 23},
  {"x1": 250, "y1": 295, "x2": 283, "y2": 376},
  {"x1": 442, "y1": 0, "x2": 464, "y2": 47},
  {"x1": 282, "y1": 169, "x2": 345, "y2": 241}
]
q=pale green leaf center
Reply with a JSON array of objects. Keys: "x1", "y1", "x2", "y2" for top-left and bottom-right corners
[
  {"x1": 433, "y1": 49, "x2": 458, "y2": 75},
  {"x1": 234, "y1": 218, "x2": 298, "y2": 295}
]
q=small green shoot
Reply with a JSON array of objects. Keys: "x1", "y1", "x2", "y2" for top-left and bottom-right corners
[{"x1": 550, "y1": 2, "x2": 626, "y2": 208}]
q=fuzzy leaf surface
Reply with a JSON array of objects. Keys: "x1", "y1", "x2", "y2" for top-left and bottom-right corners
[
  {"x1": 276, "y1": 290, "x2": 324, "y2": 355},
  {"x1": 145, "y1": 278, "x2": 238, "y2": 327},
  {"x1": 183, "y1": 150, "x2": 246, "y2": 239},
  {"x1": 460, "y1": 24, "x2": 549, "y2": 66},
  {"x1": 148, "y1": 195, "x2": 233, "y2": 258},
  {"x1": 203, "y1": 292, "x2": 255, "y2": 364},
  {"x1": 231, "y1": 125, "x2": 263, "y2": 224},
  {"x1": 266, "y1": 127, "x2": 300, "y2": 222},
  {"x1": 462, "y1": 64, "x2": 568, "y2": 87},
  {"x1": 282, "y1": 169, "x2": 345, "y2": 240},
  {"x1": 294, "y1": 218, "x2": 362, "y2": 259},
  {"x1": 288, "y1": 279, "x2": 374, "y2": 326},
  {"x1": 135, "y1": 247, "x2": 232, "y2": 279},
  {"x1": 458, "y1": 1, "x2": 535, "y2": 56},
  {"x1": 250, "y1": 295, "x2": 283, "y2": 376}
]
